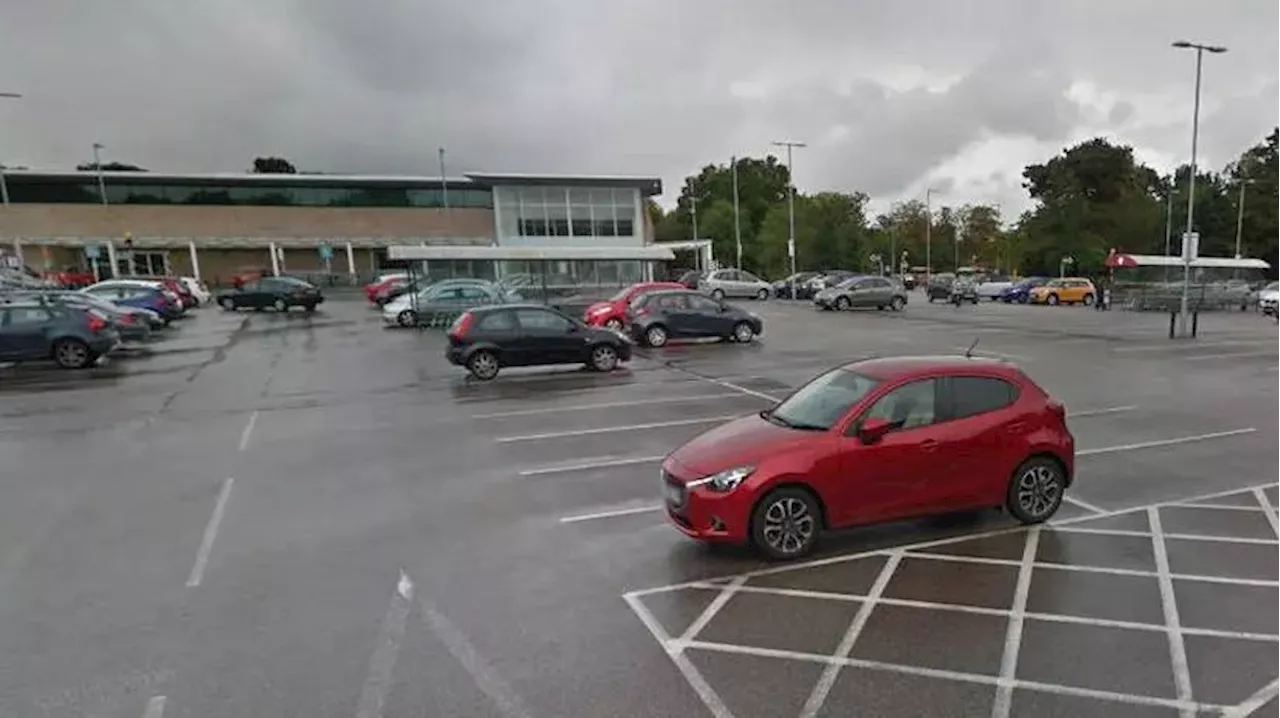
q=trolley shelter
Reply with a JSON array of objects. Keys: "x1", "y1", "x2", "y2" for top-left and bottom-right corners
[{"x1": 1104, "y1": 253, "x2": 1271, "y2": 312}]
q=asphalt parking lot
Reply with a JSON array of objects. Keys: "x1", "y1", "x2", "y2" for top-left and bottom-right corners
[{"x1": 0, "y1": 293, "x2": 1276, "y2": 717}]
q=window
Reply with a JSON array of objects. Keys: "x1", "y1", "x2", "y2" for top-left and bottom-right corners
[
  {"x1": 5, "y1": 180, "x2": 492, "y2": 208},
  {"x1": 687, "y1": 294, "x2": 720, "y2": 312},
  {"x1": 456, "y1": 286, "x2": 492, "y2": 303},
  {"x1": 240, "y1": 280, "x2": 261, "y2": 291},
  {"x1": 476, "y1": 311, "x2": 516, "y2": 332},
  {"x1": 946, "y1": 376, "x2": 1018, "y2": 420},
  {"x1": 126, "y1": 251, "x2": 169, "y2": 276},
  {"x1": 654, "y1": 293, "x2": 689, "y2": 310},
  {"x1": 860, "y1": 378, "x2": 939, "y2": 431},
  {"x1": 770, "y1": 369, "x2": 881, "y2": 431},
  {"x1": 5, "y1": 307, "x2": 52, "y2": 325},
  {"x1": 515, "y1": 308, "x2": 573, "y2": 332}
]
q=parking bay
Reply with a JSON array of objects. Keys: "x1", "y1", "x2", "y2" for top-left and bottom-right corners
[{"x1": 0, "y1": 296, "x2": 1275, "y2": 717}]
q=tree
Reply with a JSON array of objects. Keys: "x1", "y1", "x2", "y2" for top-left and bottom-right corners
[
  {"x1": 76, "y1": 161, "x2": 146, "y2": 171},
  {"x1": 252, "y1": 156, "x2": 297, "y2": 174}
]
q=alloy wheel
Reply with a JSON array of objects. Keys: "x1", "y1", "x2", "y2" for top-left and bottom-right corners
[
  {"x1": 55, "y1": 341, "x2": 89, "y2": 369},
  {"x1": 1016, "y1": 464, "x2": 1062, "y2": 520},
  {"x1": 591, "y1": 345, "x2": 618, "y2": 371},
  {"x1": 469, "y1": 352, "x2": 499, "y2": 380},
  {"x1": 733, "y1": 322, "x2": 754, "y2": 342},
  {"x1": 761, "y1": 497, "x2": 815, "y2": 556},
  {"x1": 646, "y1": 326, "x2": 668, "y2": 347}
]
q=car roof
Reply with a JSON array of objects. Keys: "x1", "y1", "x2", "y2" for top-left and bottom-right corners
[
  {"x1": 842, "y1": 355, "x2": 1018, "y2": 381},
  {"x1": 469, "y1": 302, "x2": 562, "y2": 314}
]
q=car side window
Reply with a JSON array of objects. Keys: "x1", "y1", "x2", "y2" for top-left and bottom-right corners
[
  {"x1": 856, "y1": 378, "x2": 938, "y2": 433},
  {"x1": 7, "y1": 307, "x2": 51, "y2": 325},
  {"x1": 946, "y1": 376, "x2": 1019, "y2": 420},
  {"x1": 740, "y1": 271, "x2": 761, "y2": 283},
  {"x1": 687, "y1": 295, "x2": 720, "y2": 312},
  {"x1": 241, "y1": 280, "x2": 260, "y2": 291},
  {"x1": 476, "y1": 311, "x2": 516, "y2": 332},
  {"x1": 515, "y1": 309, "x2": 573, "y2": 332},
  {"x1": 655, "y1": 294, "x2": 689, "y2": 310},
  {"x1": 457, "y1": 286, "x2": 491, "y2": 301}
]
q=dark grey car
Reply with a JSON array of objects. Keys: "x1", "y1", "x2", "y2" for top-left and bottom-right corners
[
  {"x1": 628, "y1": 289, "x2": 764, "y2": 347},
  {"x1": 814, "y1": 276, "x2": 907, "y2": 311}
]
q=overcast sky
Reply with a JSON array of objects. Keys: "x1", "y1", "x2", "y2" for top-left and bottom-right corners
[{"x1": 0, "y1": 0, "x2": 1275, "y2": 217}]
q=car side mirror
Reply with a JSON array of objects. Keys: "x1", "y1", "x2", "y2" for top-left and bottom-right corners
[
  {"x1": 858, "y1": 417, "x2": 894, "y2": 444},
  {"x1": 718, "y1": 302, "x2": 728, "y2": 312}
]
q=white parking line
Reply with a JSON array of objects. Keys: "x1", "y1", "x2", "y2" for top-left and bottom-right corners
[
  {"x1": 520, "y1": 454, "x2": 666, "y2": 477},
  {"x1": 1063, "y1": 495, "x2": 1107, "y2": 514},
  {"x1": 1182, "y1": 350, "x2": 1276, "y2": 362},
  {"x1": 143, "y1": 695, "x2": 166, "y2": 718},
  {"x1": 1112, "y1": 339, "x2": 1271, "y2": 353},
  {"x1": 1223, "y1": 678, "x2": 1280, "y2": 718},
  {"x1": 559, "y1": 503, "x2": 663, "y2": 523},
  {"x1": 355, "y1": 571, "x2": 414, "y2": 718},
  {"x1": 472, "y1": 392, "x2": 744, "y2": 419},
  {"x1": 1077, "y1": 428, "x2": 1257, "y2": 456},
  {"x1": 237, "y1": 410, "x2": 259, "y2": 452},
  {"x1": 186, "y1": 478, "x2": 234, "y2": 588},
  {"x1": 495, "y1": 415, "x2": 742, "y2": 443},
  {"x1": 1068, "y1": 405, "x2": 1137, "y2": 418}
]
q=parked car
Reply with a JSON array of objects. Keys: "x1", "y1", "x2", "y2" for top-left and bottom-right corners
[
  {"x1": 660, "y1": 355, "x2": 1074, "y2": 559},
  {"x1": 82, "y1": 281, "x2": 184, "y2": 323},
  {"x1": 699, "y1": 269, "x2": 773, "y2": 300},
  {"x1": 1257, "y1": 281, "x2": 1279, "y2": 315},
  {"x1": 1030, "y1": 278, "x2": 1097, "y2": 306},
  {"x1": 814, "y1": 276, "x2": 908, "y2": 311},
  {"x1": 0, "y1": 301, "x2": 120, "y2": 368},
  {"x1": 583, "y1": 281, "x2": 686, "y2": 331},
  {"x1": 627, "y1": 289, "x2": 763, "y2": 347},
  {"x1": 230, "y1": 267, "x2": 271, "y2": 289},
  {"x1": 0, "y1": 290, "x2": 153, "y2": 342},
  {"x1": 1000, "y1": 277, "x2": 1049, "y2": 303},
  {"x1": 364, "y1": 273, "x2": 410, "y2": 305},
  {"x1": 115, "y1": 275, "x2": 197, "y2": 308},
  {"x1": 216, "y1": 276, "x2": 324, "y2": 312},
  {"x1": 382, "y1": 281, "x2": 509, "y2": 327},
  {"x1": 445, "y1": 304, "x2": 632, "y2": 381},
  {"x1": 800, "y1": 270, "x2": 858, "y2": 300},
  {"x1": 675, "y1": 270, "x2": 703, "y2": 290},
  {"x1": 41, "y1": 266, "x2": 96, "y2": 289},
  {"x1": 976, "y1": 275, "x2": 1014, "y2": 301},
  {"x1": 926, "y1": 274, "x2": 976, "y2": 303},
  {"x1": 772, "y1": 272, "x2": 821, "y2": 299},
  {"x1": 177, "y1": 276, "x2": 213, "y2": 306}
]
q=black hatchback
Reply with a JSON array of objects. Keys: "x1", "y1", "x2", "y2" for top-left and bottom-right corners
[
  {"x1": 445, "y1": 304, "x2": 632, "y2": 381},
  {"x1": 216, "y1": 276, "x2": 324, "y2": 312},
  {"x1": 627, "y1": 289, "x2": 764, "y2": 347}
]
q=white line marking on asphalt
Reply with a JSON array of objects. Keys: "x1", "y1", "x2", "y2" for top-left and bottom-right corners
[
  {"x1": 1222, "y1": 678, "x2": 1280, "y2": 718},
  {"x1": 1252, "y1": 488, "x2": 1279, "y2": 537},
  {"x1": 520, "y1": 454, "x2": 666, "y2": 477},
  {"x1": 1062, "y1": 495, "x2": 1107, "y2": 514},
  {"x1": 420, "y1": 597, "x2": 535, "y2": 718},
  {"x1": 676, "y1": 576, "x2": 747, "y2": 646},
  {"x1": 143, "y1": 695, "x2": 166, "y2": 718},
  {"x1": 1068, "y1": 405, "x2": 1137, "y2": 418},
  {"x1": 355, "y1": 571, "x2": 414, "y2": 718},
  {"x1": 1149, "y1": 508, "x2": 1194, "y2": 716},
  {"x1": 703, "y1": 376, "x2": 782, "y2": 402},
  {"x1": 472, "y1": 392, "x2": 747, "y2": 418},
  {"x1": 1077, "y1": 428, "x2": 1257, "y2": 456},
  {"x1": 622, "y1": 593, "x2": 734, "y2": 718},
  {"x1": 237, "y1": 410, "x2": 259, "y2": 452},
  {"x1": 495, "y1": 415, "x2": 741, "y2": 443},
  {"x1": 992, "y1": 528, "x2": 1041, "y2": 718},
  {"x1": 1169, "y1": 502, "x2": 1266, "y2": 512},
  {"x1": 559, "y1": 504, "x2": 663, "y2": 523},
  {"x1": 800, "y1": 552, "x2": 904, "y2": 718},
  {"x1": 1113, "y1": 340, "x2": 1270, "y2": 353},
  {"x1": 1183, "y1": 350, "x2": 1277, "y2": 362},
  {"x1": 186, "y1": 478, "x2": 234, "y2": 588}
]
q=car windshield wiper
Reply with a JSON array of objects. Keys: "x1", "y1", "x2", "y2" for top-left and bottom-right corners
[{"x1": 761, "y1": 410, "x2": 826, "y2": 431}]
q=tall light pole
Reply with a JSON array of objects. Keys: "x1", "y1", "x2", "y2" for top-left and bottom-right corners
[
  {"x1": 438, "y1": 147, "x2": 449, "y2": 211},
  {"x1": 92, "y1": 142, "x2": 121, "y2": 277},
  {"x1": 772, "y1": 140, "x2": 806, "y2": 300},
  {"x1": 1, "y1": 92, "x2": 21, "y2": 264},
  {"x1": 1233, "y1": 176, "x2": 1254, "y2": 259},
  {"x1": 731, "y1": 156, "x2": 742, "y2": 269},
  {"x1": 924, "y1": 187, "x2": 936, "y2": 286},
  {"x1": 1172, "y1": 39, "x2": 1227, "y2": 337}
]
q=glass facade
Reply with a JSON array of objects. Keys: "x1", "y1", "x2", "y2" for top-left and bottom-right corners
[
  {"x1": 5, "y1": 181, "x2": 493, "y2": 208},
  {"x1": 495, "y1": 186, "x2": 637, "y2": 240}
]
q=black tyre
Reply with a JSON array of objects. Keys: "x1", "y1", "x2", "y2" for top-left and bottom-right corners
[
  {"x1": 1006, "y1": 457, "x2": 1065, "y2": 524},
  {"x1": 970, "y1": 297, "x2": 979, "y2": 305},
  {"x1": 756, "y1": 288, "x2": 769, "y2": 301},
  {"x1": 52, "y1": 339, "x2": 93, "y2": 369},
  {"x1": 644, "y1": 324, "x2": 669, "y2": 347},
  {"x1": 1046, "y1": 293, "x2": 1060, "y2": 306},
  {"x1": 834, "y1": 296, "x2": 851, "y2": 311},
  {"x1": 710, "y1": 288, "x2": 726, "y2": 301},
  {"x1": 890, "y1": 296, "x2": 905, "y2": 311},
  {"x1": 219, "y1": 297, "x2": 236, "y2": 311},
  {"x1": 397, "y1": 309, "x2": 417, "y2": 327},
  {"x1": 604, "y1": 318, "x2": 623, "y2": 332},
  {"x1": 732, "y1": 321, "x2": 755, "y2": 343},
  {"x1": 273, "y1": 298, "x2": 288, "y2": 312},
  {"x1": 751, "y1": 487, "x2": 822, "y2": 560},
  {"x1": 467, "y1": 350, "x2": 500, "y2": 381},
  {"x1": 589, "y1": 344, "x2": 619, "y2": 372},
  {"x1": 1082, "y1": 293, "x2": 1095, "y2": 306}
]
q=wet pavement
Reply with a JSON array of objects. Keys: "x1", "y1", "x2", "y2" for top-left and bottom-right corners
[{"x1": 0, "y1": 294, "x2": 1275, "y2": 717}]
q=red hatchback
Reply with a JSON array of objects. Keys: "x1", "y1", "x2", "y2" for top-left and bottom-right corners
[
  {"x1": 662, "y1": 356, "x2": 1075, "y2": 559},
  {"x1": 584, "y1": 281, "x2": 685, "y2": 331}
]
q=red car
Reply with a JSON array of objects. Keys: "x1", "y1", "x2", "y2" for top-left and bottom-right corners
[
  {"x1": 118, "y1": 275, "x2": 197, "y2": 308},
  {"x1": 661, "y1": 356, "x2": 1075, "y2": 559},
  {"x1": 584, "y1": 281, "x2": 686, "y2": 331},
  {"x1": 363, "y1": 273, "x2": 409, "y2": 304}
]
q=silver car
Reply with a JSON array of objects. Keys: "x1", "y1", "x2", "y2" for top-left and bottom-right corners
[
  {"x1": 698, "y1": 269, "x2": 772, "y2": 300},
  {"x1": 814, "y1": 276, "x2": 907, "y2": 311}
]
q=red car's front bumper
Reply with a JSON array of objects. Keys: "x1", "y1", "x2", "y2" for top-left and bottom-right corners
[{"x1": 663, "y1": 463, "x2": 752, "y2": 544}]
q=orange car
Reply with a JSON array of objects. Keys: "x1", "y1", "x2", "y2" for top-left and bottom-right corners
[{"x1": 1029, "y1": 277, "x2": 1098, "y2": 306}]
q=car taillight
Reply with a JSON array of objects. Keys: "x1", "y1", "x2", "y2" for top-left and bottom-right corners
[
  {"x1": 1047, "y1": 399, "x2": 1066, "y2": 422},
  {"x1": 120, "y1": 314, "x2": 136, "y2": 325},
  {"x1": 450, "y1": 312, "x2": 475, "y2": 339},
  {"x1": 87, "y1": 315, "x2": 107, "y2": 333}
]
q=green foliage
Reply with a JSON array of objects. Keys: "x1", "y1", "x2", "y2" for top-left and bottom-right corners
[{"x1": 252, "y1": 156, "x2": 297, "y2": 174}]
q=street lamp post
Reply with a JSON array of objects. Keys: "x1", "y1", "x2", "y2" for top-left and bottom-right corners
[
  {"x1": 1172, "y1": 39, "x2": 1227, "y2": 337},
  {"x1": 1234, "y1": 177, "x2": 1253, "y2": 259},
  {"x1": 924, "y1": 187, "x2": 936, "y2": 286},
  {"x1": 1060, "y1": 256, "x2": 1074, "y2": 279},
  {"x1": 1, "y1": 92, "x2": 21, "y2": 263},
  {"x1": 773, "y1": 140, "x2": 806, "y2": 301},
  {"x1": 91, "y1": 142, "x2": 124, "y2": 277}
]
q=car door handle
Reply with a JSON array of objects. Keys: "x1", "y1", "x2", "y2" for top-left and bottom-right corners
[
  {"x1": 919, "y1": 439, "x2": 939, "y2": 452},
  {"x1": 1007, "y1": 421, "x2": 1027, "y2": 432}
]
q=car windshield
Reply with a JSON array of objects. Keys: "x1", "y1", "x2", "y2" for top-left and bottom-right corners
[
  {"x1": 766, "y1": 369, "x2": 880, "y2": 431},
  {"x1": 609, "y1": 286, "x2": 634, "y2": 302},
  {"x1": 1266, "y1": 282, "x2": 1279, "y2": 292},
  {"x1": 1043, "y1": 279, "x2": 1065, "y2": 288},
  {"x1": 835, "y1": 277, "x2": 858, "y2": 289}
]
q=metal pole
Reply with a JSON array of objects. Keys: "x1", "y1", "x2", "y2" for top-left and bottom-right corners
[
  {"x1": 731, "y1": 156, "x2": 742, "y2": 269},
  {"x1": 924, "y1": 188, "x2": 933, "y2": 286},
  {"x1": 772, "y1": 140, "x2": 805, "y2": 299},
  {"x1": 1234, "y1": 179, "x2": 1247, "y2": 259},
  {"x1": 690, "y1": 194, "x2": 698, "y2": 242},
  {"x1": 438, "y1": 147, "x2": 449, "y2": 211},
  {"x1": 1, "y1": 92, "x2": 20, "y2": 264},
  {"x1": 1163, "y1": 182, "x2": 1174, "y2": 283}
]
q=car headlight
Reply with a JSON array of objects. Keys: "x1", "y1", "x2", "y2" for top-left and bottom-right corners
[{"x1": 700, "y1": 466, "x2": 754, "y2": 493}]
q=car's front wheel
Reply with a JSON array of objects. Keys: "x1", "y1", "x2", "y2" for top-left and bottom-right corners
[
  {"x1": 397, "y1": 310, "x2": 417, "y2": 327},
  {"x1": 467, "y1": 350, "x2": 500, "y2": 381},
  {"x1": 752, "y1": 487, "x2": 821, "y2": 560},
  {"x1": 645, "y1": 325, "x2": 669, "y2": 347},
  {"x1": 1046, "y1": 293, "x2": 1060, "y2": 306},
  {"x1": 834, "y1": 296, "x2": 851, "y2": 311},
  {"x1": 1006, "y1": 457, "x2": 1065, "y2": 524},
  {"x1": 273, "y1": 298, "x2": 288, "y2": 312},
  {"x1": 890, "y1": 296, "x2": 905, "y2": 311},
  {"x1": 710, "y1": 289, "x2": 726, "y2": 301},
  {"x1": 589, "y1": 344, "x2": 619, "y2": 372},
  {"x1": 756, "y1": 288, "x2": 769, "y2": 301},
  {"x1": 219, "y1": 297, "x2": 235, "y2": 311},
  {"x1": 732, "y1": 321, "x2": 755, "y2": 343}
]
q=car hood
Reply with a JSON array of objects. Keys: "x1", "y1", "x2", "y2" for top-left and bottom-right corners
[
  {"x1": 585, "y1": 301, "x2": 615, "y2": 315},
  {"x1": 1259, "y1": 290, "x2": 1280, "y2": 301},
  {"x1": 667, "y1": 413, "x2": 808, "y2": 478}
]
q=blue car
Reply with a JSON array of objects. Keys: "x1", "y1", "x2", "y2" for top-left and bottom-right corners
[
  {"x1": 1001, "y1": 277, "x2": 1049, "y2": 304},
  {"x1": 82, "y1": 284, "x2": 181, "y2": 324},
  {"x1": 0, "y1": 300, "x2": 119, "y2": 368}
]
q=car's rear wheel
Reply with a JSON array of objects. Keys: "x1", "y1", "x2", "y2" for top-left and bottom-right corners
[
  {"x1": 1006, "y1": 457, "x2": 1065, "y2": 524},
  {"x1": 467, "y1": 350, "x2": 500, "y2": 381},
  {"x1": 1082, "y1": 293, "x2": 1095, "y2": 306},
  {"x1": 890, "y1": 296, "x2": 905, "y2": 311},
  {"x1": 711, "y1": 288, "x2": 725, "y2": 301},
  {"x1": 752, "y1": 487, "x2": 821, "y2": 560},
  {"x1": 732, "y1": 321, "x2": 755, "y2": 343},
  {"x1": 1046, "y1": 293, "x2": 1060, "y2": 306},
  {"x1": 219, "y1": 297, "x2": 235, "y2": 311},
  {"x1": 645, "y1": 325, "x2": 669, "y2": 347},
  {"x1": 834, "y1": 296, "x2": 851, "y2": 311},
  {"x1": 589, "y1": 344, "x2": 619, "y2": 372},
  {"x1": 604, "y1": 318, "x2": 623, "y2": 331},
  {"x1": 273, "y1": 298, "x2": 288, "y2": 312},
  {"x1": 397, "y1": 310, "x2": 417, "y2": 327},
  {"x1": 756, "y1": 288, "x2": 769, "y2": 301},
  {"x1": 52, "y1": 339, "x2": 92, "y2": 369}
]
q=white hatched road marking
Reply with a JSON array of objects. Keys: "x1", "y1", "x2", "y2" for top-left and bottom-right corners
[
  {"x1": 992, "y1": 528, "x2": 1041, "y2": 718},
  {"x1": 420, "y1": 597, "x2": 535, "y2": 718},
  {"x1": 521, "y1": 454, "x2": 666, "y2": 477},
  {"x1": 1077, "y1": 428, "x2": 1257, "y2": 456},
  {"x1": 559, "y1": 503, "x2": 663, "y2": 523},
  {"x1": 1062, "y1": 495, "x2": 1107, "y2": 514},
  {"x1": 1222, "y1": 678, "x2": 1280, "y2": 718},
  {"x1": 1252, "y1": 488, "x2": 1280, "y2": 537},
  {"x1": 1149, "y1": 508, "x2": 1194, "y2": 717}
]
